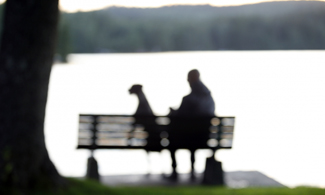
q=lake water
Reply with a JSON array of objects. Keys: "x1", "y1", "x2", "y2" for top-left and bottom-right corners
[{"x1": 45, "y1": 51, "x2": 325, "y2": 187}]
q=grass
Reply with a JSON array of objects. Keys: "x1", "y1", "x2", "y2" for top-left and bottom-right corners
[{"x1": 5, "y1": 178, "x2": 325, "y2": 195}]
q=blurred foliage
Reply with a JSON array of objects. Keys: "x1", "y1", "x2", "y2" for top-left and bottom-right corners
[
  {"x1": 1, "y1": 1, "x2": 325, "y2": 61},
  {"x1": 56, "y1": 13, "x2": 72, "y2": 62}
]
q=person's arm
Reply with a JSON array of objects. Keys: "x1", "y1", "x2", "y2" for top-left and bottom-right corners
[
  {"x1": 168, "y1": 107, "x2": 176, "y2": 116},
  {"x1": 175, "y1": 96, "x2": 195, "y2": 116}
]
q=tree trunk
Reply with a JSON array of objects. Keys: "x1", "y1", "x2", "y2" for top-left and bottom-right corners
[{"x1": 0, "y1": 0, "x2": 65, "y2": 190}]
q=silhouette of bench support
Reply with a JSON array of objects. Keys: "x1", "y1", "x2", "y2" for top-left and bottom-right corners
[
  {"x1": 86, "y1": 151, "x2": 100, "y2": 181},
  {"x1": 202, "y1": 157, "x2": 224, "y2": 185}
]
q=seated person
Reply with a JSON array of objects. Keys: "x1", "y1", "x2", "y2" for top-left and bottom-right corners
[{"x1": 168, "y1": 69, "x2": 215, "y2": 180}]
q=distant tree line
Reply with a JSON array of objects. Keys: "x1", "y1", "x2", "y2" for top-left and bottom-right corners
[{"x1": 2, "y1": 1, "x2": 325, "y2": 62}]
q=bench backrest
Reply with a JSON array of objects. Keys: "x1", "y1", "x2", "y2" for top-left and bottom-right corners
[{"x1": 77, "y1": 114, "x2": 235, "y2": 151}]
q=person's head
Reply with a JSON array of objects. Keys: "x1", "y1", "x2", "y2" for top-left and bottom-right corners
[
  {"x1": 187, "y1": 69, "x2": 200, "y2": 84},
  {"x1": 129, "y1": 84, "x2": 142, "y2": 94}
]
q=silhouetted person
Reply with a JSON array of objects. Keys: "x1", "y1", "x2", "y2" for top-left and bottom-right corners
[{"x1": 168, "y1": 69, "x2": 215, "y2": 180}]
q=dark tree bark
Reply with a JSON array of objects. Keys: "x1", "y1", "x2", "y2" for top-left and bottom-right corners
[{"x1": 0, "y1": 0, "x2": 65, "y2": 190}]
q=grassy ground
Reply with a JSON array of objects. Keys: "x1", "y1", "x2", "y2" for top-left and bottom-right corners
[{"x1": 5, "y1": 178, "x2": 325, "y2": 195}]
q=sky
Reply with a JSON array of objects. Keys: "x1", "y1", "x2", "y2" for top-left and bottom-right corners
[{"x1": 0, "y1": 0, "x2": 320, "y2": 12}]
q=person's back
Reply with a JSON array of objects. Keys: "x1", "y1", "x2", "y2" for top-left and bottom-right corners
[
  {"x1": 169, "y1": 69, "x2": 215, "y2": 117},
  {"x1": 175, "y1": 80, "x2": 215, "y2": 117}
]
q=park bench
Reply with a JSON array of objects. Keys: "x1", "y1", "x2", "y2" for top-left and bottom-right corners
[{"x1": 77, "y1": 114, "x2": 235, "y2": 185}]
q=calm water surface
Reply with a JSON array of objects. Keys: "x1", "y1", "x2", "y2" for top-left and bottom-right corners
[{"x1": 46, "y1": 51, "x2": 325, "y2": 187}]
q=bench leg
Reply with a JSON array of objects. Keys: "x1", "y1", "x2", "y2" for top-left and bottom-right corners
[
  {"x1": 202, "y1": 156, "x2": 224, "y2": 185},
  {"x1": 146, "y1": 151, "x2": 151, "y2": 176},
  {"x1": 169, "y1": 149, "x2": 178, "y2": 180},
  {"x1": 190, "y1": 149, "x2": 196, "y2": 180},
  {"x1": 86, "y1": 154, "x2": 100, "y2": 181}
]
